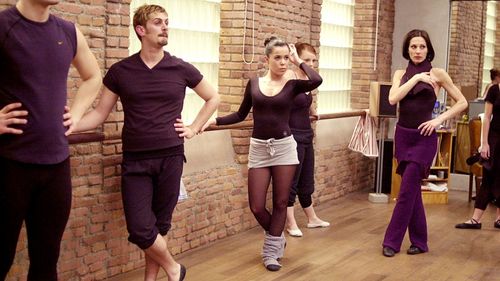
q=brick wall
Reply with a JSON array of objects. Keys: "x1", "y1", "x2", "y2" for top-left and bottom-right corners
[
  {"x1": 2, "y1": 0, "x2": 389, "y2": 280},
  {"x1": 448, "y1": 1, "x2": 487, "y2": 93},
  {"x1": 351, "y1": 0, "x2": 394, "y2": 109}
]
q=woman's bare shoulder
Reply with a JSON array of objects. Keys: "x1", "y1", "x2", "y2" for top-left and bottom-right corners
[
  {"x1": 430, "y1": 67, "x2": 447, "y2": 77},
  {"x1": 393, "y1": 69, "x2": 405, "y2": 80}
]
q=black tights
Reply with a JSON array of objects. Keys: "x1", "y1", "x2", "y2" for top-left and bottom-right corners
[{"x1": 248, "y1": 165, "x2": 297, "y2": 236}]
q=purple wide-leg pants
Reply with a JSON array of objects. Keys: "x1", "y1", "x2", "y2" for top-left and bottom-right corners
[{"x1": 383, "y1": 161, "x2": 428, "y2": 252}]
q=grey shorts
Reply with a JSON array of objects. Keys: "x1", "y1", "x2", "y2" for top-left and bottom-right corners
[{"x1": 248, "y1": 135, "x2": 299, "y2": 168}]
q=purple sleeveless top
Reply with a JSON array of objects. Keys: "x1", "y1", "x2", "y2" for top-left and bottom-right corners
[
  {"x1": 289, "y1": 92, "x2": 314, "y2": 143},
  {"x1": 398, "y1": 60, "x2": 436, "y2": 129},
  {"x1": 0, "y1": 7, "x2": 77, "y2": 164}
]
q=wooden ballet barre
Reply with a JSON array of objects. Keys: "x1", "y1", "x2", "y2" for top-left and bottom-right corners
[
  {"x1": 68, "y1": 109, "x2": 367, "y2": 144},
  {"x1": 204, "y1": 109, "x2": 367, "y2": 131}
]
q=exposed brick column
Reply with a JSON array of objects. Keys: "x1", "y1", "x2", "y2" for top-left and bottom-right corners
[
  {"x1": 448, "y1": 1, "x2": 486, "y2": 91},
  {"x1": 351, "y1": 0, "x2": 394, "y2": 110},
  {"x1": 219, "y1": 0, "x2": 257, "y2": 164}
]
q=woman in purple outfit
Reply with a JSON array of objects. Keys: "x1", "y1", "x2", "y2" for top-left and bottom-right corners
[{"x1": 382, "y1": 29, "x2": 467, "y2": 257}]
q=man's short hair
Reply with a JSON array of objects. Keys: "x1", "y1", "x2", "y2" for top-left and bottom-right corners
[{"x1": 133, "y1": 4, "x2": 167, "y2": 41}]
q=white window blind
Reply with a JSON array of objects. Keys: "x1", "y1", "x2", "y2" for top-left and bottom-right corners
[
  {"x1": 129, "y1": 0, "x2": 220, "y2": 123},
  {"x1": 318, "y1": 0, "x2": 354, "y2": 113},
  {"x1": 482, "y1": 1, "x2": 496, "y2": 97}
]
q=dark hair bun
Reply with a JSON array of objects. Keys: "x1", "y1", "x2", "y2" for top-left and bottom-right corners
[{"x1": 264, "y1": 36, "x2": 278, "y2": 47}]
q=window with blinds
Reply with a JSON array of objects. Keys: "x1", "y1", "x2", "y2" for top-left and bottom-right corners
[
  {"x1": 318, "y1": 0, "x2": 354, "y2": 113},
  {"x1": 481, "y1": 1, "x2": 496, "y2": 97},
  {"x1": 129, "y1": 0, "x2": 220, "y2": 123}
]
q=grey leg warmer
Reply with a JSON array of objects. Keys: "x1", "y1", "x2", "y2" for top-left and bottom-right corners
[
  {"x1": 262, "y1": 233, "x2": 282, "y2": 271},
  {"x1": 277, "y1": 232, "x2": 286, "y2": 259}
]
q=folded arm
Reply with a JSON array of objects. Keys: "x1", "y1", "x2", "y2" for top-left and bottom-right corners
[{"x1": 295, "y1": 63, "x2": 323, "y2": 94}]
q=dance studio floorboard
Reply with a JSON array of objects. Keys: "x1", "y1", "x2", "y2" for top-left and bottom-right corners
[{"x1": 112, "y1": 190, "x2": 500, "y2": 281}]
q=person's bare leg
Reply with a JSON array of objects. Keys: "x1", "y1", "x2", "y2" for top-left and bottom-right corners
[
  {"x1": 469, "y1": 208, "x2": 485, "y2": 223},
  {"x1": 303, "y1": 205, "x2": 329, "y2": 226},
  {"x1": 286, "y1": 206, "x2": 302, "y2": 237},
  {"x1": 286, "y1": 206, "x2": 299, "y2": 229},
  {"x1": 144, "y1": 234, "x2": 181, "y2": 281},
  {"x1": 496, "y1": 208, "x2": 500, "y2": 221},
  {"x1": 144, "y1": 253, "x2": 160, "y2": 281}
]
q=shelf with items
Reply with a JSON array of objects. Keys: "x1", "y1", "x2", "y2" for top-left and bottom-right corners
[
  {"x1": 390, "y1": 130, "x2": 453, "y2": 204},
  {"x1": 453, "y1": 120, "x2": 470, "y2": 174},
  {"x1": 422, "y1": 167, "x2": 449, "y2": 182}
]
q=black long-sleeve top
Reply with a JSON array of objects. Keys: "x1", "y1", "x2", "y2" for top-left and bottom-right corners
[{"x1": 216, "y1": 63, "x2": 322, "y2": 140}]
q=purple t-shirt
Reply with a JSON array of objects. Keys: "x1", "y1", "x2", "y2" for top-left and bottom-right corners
[
  {"x1": 0, "y1": 7, "x2": 77, "y2": 164},
  {"x1": 104, "y1": 52, "x2": 203, "y2": 152},
  {"x1": 216, "y1": 63, "x2": 322, "y2": 140}
]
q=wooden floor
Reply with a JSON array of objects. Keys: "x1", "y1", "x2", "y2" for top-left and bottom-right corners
[{"x1": 113, "y1": 190, "x2": 500, "y2": 281}]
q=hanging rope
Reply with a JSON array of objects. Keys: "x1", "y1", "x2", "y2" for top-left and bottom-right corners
[{"x1": 242, "y1": 0, "x2": 255, "y2": 64}]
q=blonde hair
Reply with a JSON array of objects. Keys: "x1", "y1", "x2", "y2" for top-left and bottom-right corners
[{"x1": 132, "y1": 4, "x2": 167, "y2": 41}]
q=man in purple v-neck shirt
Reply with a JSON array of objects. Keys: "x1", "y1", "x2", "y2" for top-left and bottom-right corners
[{"x1": 73, "y1": 4, "x2": 219, "y2": 281}]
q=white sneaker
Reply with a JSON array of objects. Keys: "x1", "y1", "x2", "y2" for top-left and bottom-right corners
[
  {"x1": 306, "y1": 221, "x2": 330, "y2": 228},
  {"x1": 286, "y1": 228, "x2": 303, "y2": 237}
]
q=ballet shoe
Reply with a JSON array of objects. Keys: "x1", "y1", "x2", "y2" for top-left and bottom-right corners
[{"x1": 286, "y1": 228, "x2": 303, "y2": 237}]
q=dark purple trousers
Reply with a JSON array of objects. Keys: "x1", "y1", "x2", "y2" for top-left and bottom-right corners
[
  {"x1": 475, "y1": 129, "x2": 500, "y2": 210},
  {"x1": 0, "y1": 156, "x2": 71, "y2": 281},
  {"x1": 288, "y1": 140, "x2": 315, "y2": 208},
  {"x1": 121, "y1": 154, "x2": 184, "y2": 250},
  {"x1": 383, "y1": 125, "x2": 437, "y2": 252},
  {"x1": 383, "y1": 161, "x2": 428, "y2": 252}
]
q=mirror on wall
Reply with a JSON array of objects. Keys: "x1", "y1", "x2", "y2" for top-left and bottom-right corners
[{"x1": 447, "y1": 0, "x2": 497, "y2": 101}]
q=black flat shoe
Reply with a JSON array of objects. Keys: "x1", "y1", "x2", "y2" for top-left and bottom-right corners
[
  {"x1": 383, "y1": 246, "x2": 395, "y2": 257},
  {"x1": 466, "y1": 152, "x2": 481, "y2": 165},
  {"x1": 179, "y1": 264, "x2": 186, "y2": 281},
  {"x1": 266, "y1": 264, "x2": 281, "y2": 271},
  {"x1": 455, "y1": 218, "x2": 482, "y2": 229},
  {"x1": 407, "y1": 246, "x2": 425, "y2": 255},
  {"x1": 495, "y1": 220, "x2": 500, "y2": 229}
]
